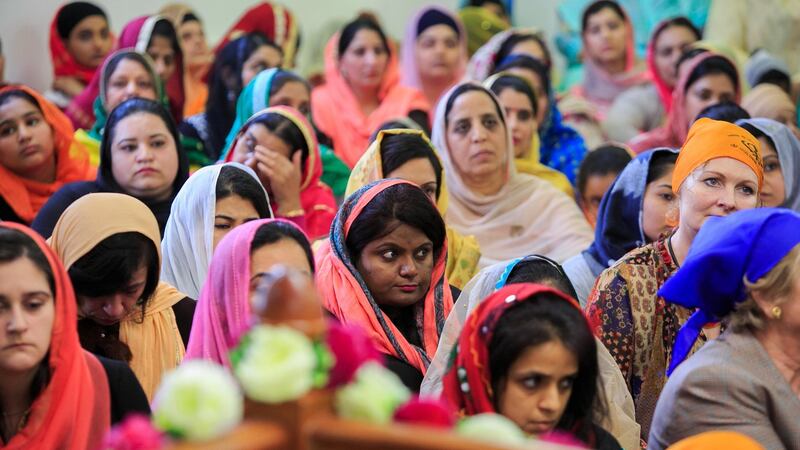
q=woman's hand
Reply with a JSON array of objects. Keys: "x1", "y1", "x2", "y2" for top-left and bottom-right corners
[{"x1": 251, "y1": 144, "x2": 303, "y2": 215}]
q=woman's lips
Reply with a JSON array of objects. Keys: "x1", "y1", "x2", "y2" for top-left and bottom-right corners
[{"x1": 396, "y1": 284, "x2": 419, "y2": 293}]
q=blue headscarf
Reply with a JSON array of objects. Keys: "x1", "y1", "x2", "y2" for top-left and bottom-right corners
[
  {"x1": 583, "y1": 147, "x2": 678, "y2": 277},
  {"x1": 659, "y1": 208, "x2": 800, "y2": 375}
]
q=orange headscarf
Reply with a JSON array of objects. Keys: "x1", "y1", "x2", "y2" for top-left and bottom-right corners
[
  {"x1": 667, "y1": 431, "x2": 765, "y2": 450},
  {"x1": 315, "y1": 179, "x2": 453, "y2": 374},
  {"x1": 0, "y1": 85, "x2": 95, "y2": 224},
  {"x1": 0, "y1": 222, "x2": 110, "y2": 449},
  {"x1": 672, "y1": 118, "x2": 763, "y2": 193}
]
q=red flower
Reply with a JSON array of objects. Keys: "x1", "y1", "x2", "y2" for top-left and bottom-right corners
[
  {"x1": 393, "y1": 396, "x2": 456, "y2": 428},
  {"x1": 101, "y1": 414, "x2": 166, "y2": 450},
  {"x1": 325, "y1": 321, "x2": 382, "y2": 387}
]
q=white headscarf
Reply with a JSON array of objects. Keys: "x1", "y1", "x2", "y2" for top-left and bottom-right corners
[
  {"x1": 430, "y1": 82, "x2": 592, "y2": 268},
  {"x1": 160, "y1": 163, "x2": 271, "y2": 299}
]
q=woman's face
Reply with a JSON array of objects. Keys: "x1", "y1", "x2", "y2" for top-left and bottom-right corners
[
  {"x1": 758, "y1": 137, "x2": 785, "y2": 207},
  {"x1": 0, "y1": 256, "x2": 55, "y2": 375},
  {"x1": 497, "y1": 339, "x2": 578, "y2": 436},
  {"x1": 677, "y1": 157, "x2": 759, "y2": 234},
  {"x1": 241, "y1": 46, "x2": 283, "y2": 87},
  {"x1": 213, "y1": 195, "x2": 261, "y2": 249},
  {"x1": 339, "y1": 29, "x2": 389, "y2": 92},
  {"x1": 385, "y1": 157, "x2": 438, "y2": 202},
  {"x1": 0, "y1": 97, "x2": 55, "y2": 180},
  {"x1": 414, "y1": 24, "x2": 460, "y2": 82},
  {"x1": 232, "y1": 123, "x2": 294, "y2": 193},
  {"x1": 506, "y1": 67, "x2": 549, "y2": 126},
  {"x1": 583, "y1": 8, "x2": 627, "y2": 68},
  {"x1": 683, "y1": 74, "x2": 737, "y2": 126},
  {"x1": 355, "y1": 223, "x2": 433, "y2": 308},
  {"x1": 653, "y1": 25, "x2": 697, "y2": 87},
  {"x1": 249, "y1": 238, "x2": 312, "y2": 295},
  {"x1": 110, "y1": 112, "x2": 179, "y2": 201},
  {"x1": 147, "y1": 35, "x2": 177, "y2": 82},
  {"x1": 105, "y1": 58, "x2": 158, "y2": 111},
  {"x1": 64, "y1": 15, "x2": 113, "y2": 68},
  {"x1": 177, "y1": 20, "x2": 209, "y2": 67},
  {"x1": 78, "y1": 263, "x2": 147, "y2": 325},
  {"x1": 445, "y1": 90, "x2": 508, "y2": 186},
  {"x1": 581, "y1": 172, "x2": 618, "y2": 226},
  {"x1": 269, "y1": 81, "x2": 311, "y2": 116},
  {"x1": 497, "y1": 88, "x2": 537, "y2": 159},
  {"x1": 641, "y1": 166, "x2": 676, "y2": 241}
]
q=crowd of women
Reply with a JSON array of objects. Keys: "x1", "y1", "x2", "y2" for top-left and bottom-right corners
[{"x1": 1, "y1": 0, "x2": 799, "y2": 448}]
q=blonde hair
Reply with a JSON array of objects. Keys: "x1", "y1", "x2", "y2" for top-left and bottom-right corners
[{"x1": 730, "y1": 243, "x2": 800, "y2": 331}]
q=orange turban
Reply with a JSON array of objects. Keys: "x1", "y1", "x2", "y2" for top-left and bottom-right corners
[
  {"x1": 673, "y1": 118, "x2": 763, "y2": 193},
  {"x1": 667, "y1": 431, "x2": 765, "y2": 450}
]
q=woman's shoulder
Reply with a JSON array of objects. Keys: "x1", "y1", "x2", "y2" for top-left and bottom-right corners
[
  {"x1": 31, "y1": 180, "x2": 99, "y2": 238},
  {"x1": 95, "y1": 354, "x2": 151, "y2": 423},
  {"x1": 590, "y1": 423, "x2": 624, "y2": 450}
]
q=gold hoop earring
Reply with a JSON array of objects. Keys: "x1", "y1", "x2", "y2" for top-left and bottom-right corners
[{"x1": 771, "y1": 305, "x2": 782, "y2": 319}]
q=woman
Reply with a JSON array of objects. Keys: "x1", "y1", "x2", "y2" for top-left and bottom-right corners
[
  {"x1": 316, "y1": 180, "x2": 453, "y2": 390},
  {"x1": 604, "y1": 17, "x2": 701, "y2": 142},
  {"x1": 401, "y1": 6, "x2": 468, "y2": 107},
  {"x1": 214, "y1": 1, "x2": 299, "y2": 68},
  {"x1": 586, "y1": 118, "x2": 763, "y2": 440},
  {"x1": 629, "y1": 51, "x2": 740, "y2": 153},
  {"x1": 431, "y1": 82, "x2": 592, "y2": 267},
  {"x1": 466, "y1": 28, "x2": 552, "y2": 83},
  {"x1": 224, "y1": 106, "x2": 336, "y2": 240},
  {"x1": 563, "y1": 148, "x2": 678, "y2": 306},
  {"x1": 48, "y1": 193, "x2": 193, "y2": 401},
  {"x1": 186, "y1": 219, "x2": 314, "y2": 368},
  {"x1": 741, "y1": 83, "x2": 800, "y2": 137},
  {"x1": 47, "y1": 1, "x2": 113, "y2": 106},
  {"x1": 0, "y1": 223, "x2": 149, "y2": 447},
  {"x1": 441, "y1": 283, "x2": 621, "y2": 449},
  {"x1": 312, "y1": 17, "x2": 430, "y2": 168},
  {"x1": 576, "y1": 144, "x2": 633, "y2": 227},
  {"x1": 33, "y1": 98, "x2": 189, "y2": 239},
  {"x1": 649, "y1": 208, "x2": 800, "y2": 449},
  {"x1": 0, "y1": 85, "x2": 94, "y2": 225},
  {"x1": 345, "y1": 128, "x2": 481, "y2": 289},
  {"x1": 161, "y1": 162, "x2": 272, "y2": 299},
  {"x1": 485, "y1": 72, "x2": 573, "y2": 196},
  {"x1": 737, "y1": 118, "x2": 800, "y2": 211},
  {"x1": 458, "y1": 1, "x2": 510, "y2": 56}
]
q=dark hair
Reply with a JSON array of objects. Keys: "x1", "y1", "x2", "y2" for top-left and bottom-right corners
[
  {"x1": 653, "y1": 16, "x2": 701, "y2": 44},
  {"x1": 694, "y1": 101, "x2": 750, "y2": 123},
  {"x1": 675, "y1": 47, "x2": 708, "y2": 72},
  {"x1": 488, "y1": 74, "x2": 538, "y2": 117},
  {"x1": 581, "y1": 0, "x2": 626, "y2": 33},
  {"x1": 0, "y1": 88, "x2": 42, "y2": 112},
  {"x1": 739, "y1": 123, "x2": 776, "y2": 151},
  {"x1": 216, "y1": 165, "x2": 272, "y2": 219},
  {"x1": 444, "y1": 84, "x2": 506, "y2": 129},
  {"x1": 150, "y1": 18, "x2": 182, "y2": 61},
  {"x1": 684, "y1": 54, "x2": 739, "y2": 93},
  {"x1": 346, "y1": 183, "x2": 446, "y2": 263},
  {"x1": 182, "y1": 12, "x2": 200, "y2": 24},
  {"x1": 505, "y1": 256, "x2": 578, "y2": 299},
  {"x1": 248, "y1": 112, "x2": 309, "y2": 167},
  {"x1": 102, "y1": 51, "x2": 156, "y2": 98},
  {"x1": 56, "y1": 1, "x2": 107, "y2": 39},
  {"x1": 494, "y1": 54, "x2": 551, "y2": 97},
  {"x1": 251, "y1": 221, "x2": 315, "y2": 274},
  {"x1": 338, "y1": 18, "x2": 390, "y2": 58},
  {"x1": 495, "y1": 33, "x2": 551, "y2": 70},
  {"x1": 577, "y1": 145, "x2": 632, "y2": 196},
  {"x1": 379, "y1": 133, "x2": 443, "y2": 200},
  {"x1": 468, "y1": 0, "x2": 507, "y2": 14},
  {"x1": 646, "y1": 151, "x2": 679, "y2": 184},
  {"x1": 269, "y1": 69, "x2": 311, "y2": 98},
  {"x1": 754, "y1": 69, "x2": 791, "y2": 92},
  {"x1": 488, "y1": 292, "x2": 600, "y2": 441}
]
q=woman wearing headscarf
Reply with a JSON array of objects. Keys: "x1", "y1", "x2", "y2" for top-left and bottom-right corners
[
  {"x1": 586, "y1": 118, "x2": 763, "y2": 441},
  {"x1": 737, "y1": 118, "x2": 800, "y2": 211},
  {"x1": 0, "y1": 85, "x2": 94, "y2": 225},
  {"x1": 649, "y1": 208, "x2": 800, "y2": 449},
  {"x1": 345, "y1": 128, "x2": 481, "y2": 289},
  {"x1": 401, "y1": 6, "x2": 468, "y2": 107},
  {"x1": 741, "y1": 84, "x2": 800, "y2": 136},
  {"x1": 457, "y1": 1, "x2": 510, "y2": 56},
  {"x1": 431, "y1": 82, "x2": 592, "y2": 268},
  {"x1": 214, "y1": 1, "x2": 299, "y2": 68},
  {"x1": 466, "y1": 27, "x2": 553, "y2": 83},
  {"x1": 312, "y1": 17, "x2": 430, "y2": 168}
]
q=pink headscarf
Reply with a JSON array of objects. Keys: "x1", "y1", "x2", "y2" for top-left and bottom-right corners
[{"x1": 646, "y1": 18, "x2": 700, "y2": 114}]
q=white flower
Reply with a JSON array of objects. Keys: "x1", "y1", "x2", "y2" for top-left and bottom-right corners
[
  {"x1": 335, "y1": 362, "x2": 411, "y2": 424},
  {"x1": 457, "y1": 413, "x2": 527, "y2": 444},
  {"x1": 152, "y1": 360, "x2": 243, "y2": 441}
]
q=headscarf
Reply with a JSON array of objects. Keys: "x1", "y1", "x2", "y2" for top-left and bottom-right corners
[
  {"x1": 401, "y1": 6, "x2": 468, "y2": 106},
  {"x1": 0, "y1": 85, "x2": 94, "y2": 224},
  {"x1": 645, "y1": 18, "x2": 698, "y2": 113},
  {"x1": 744, "y1": 49, "x2": 791, "y2": 89},
  {"x1": 667, "y1": 431, "x2": 766, "y2": 450},
  {"x1": 431, "y1": 82, "x2": 593, "y2": 267},
  {"x1": 222, "y1": 67, "x2": 286, "y2": 149},
  {"x1": 458, "y1": 6, "x2": 510, "y2": 56},
  {"x1": 311, "y1": 32, "x2": 431, "y2": 168},
  {"x1": 224, "y1": 105, "x2": 337, "y2": 240},
  {"x1": 658, "y1": 208, "x2": 800, "y2": 374},
  {"x1": 315, "y1": 179, "x2": 454, "y2": 374},
  {"x1": 741, "y1": 83, "x2": 796, "y2": 123},
  {"x1": 629, "y1": 52, "x2": 741, "y2": 153},
  {"x1": 344, "y1": 128, "x2": 481, "y2": 289},
  {"x1": 160, "y1": 162, "x2": 271, "y2": 299},
  {"x1": 0, "y1": 223, "x2": 110, "y2": 449},
  {"x1": 184, "y1": 218, "x2": 302, "y2": 368},
  {"x1": 737, "y1": 118, "x2": 800, "y2": 212},
  {"x1": 47, "y1": 193, "x2": 187, "y2": 400},
  {"x1": 466, "y1": 27, "x2": 547, "y2": 82},
  {"x1": 214, "y1": 2, "x2": 299, "y2": 68},
  {"x1": 48, "y1": 2, "x2": 110, "y2": 85},
  {"x1": 583, "y1": 148, "x2": 679, "y2": 277}
]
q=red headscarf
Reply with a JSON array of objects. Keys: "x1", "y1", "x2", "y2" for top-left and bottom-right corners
[
  {"x1": 48, "y1": 3, "x2": 110, "y2": 85},
  {"x1": 214, "y1": 2, "x2": 299, "y2": 67},
  {"x1": 645, "y1": 18, "x2": 700, "y2": 114},
  {"x1": 0, "y1": 222, "x2": 110, "y2": 449},
  {"x1": 0, "y1": 85, "x2": 95, "y2": 224}
]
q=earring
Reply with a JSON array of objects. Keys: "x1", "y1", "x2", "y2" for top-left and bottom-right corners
[{"x1": 771, "y1": 305, "x2": 782, "y2": 319}]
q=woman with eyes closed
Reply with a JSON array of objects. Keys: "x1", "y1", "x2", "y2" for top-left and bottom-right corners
[
  {"x1": 33, "y1": 98, "x2": 188, "y2": 239},
  {"x1": 161, "y1": 163, "x2": 272, "y2": 300},
  {"x1": 586, "y1": 118, "x2": 763, "y2": 441},
  {"x1": 629, "y1": 51, "x2": 740, "y2": 153},
  {"x1": 431, "y1": 82, "x2": 592, "y2": 268},
  {"x1": 316, "y1": 180, "x2": 454, "y2": 391}
]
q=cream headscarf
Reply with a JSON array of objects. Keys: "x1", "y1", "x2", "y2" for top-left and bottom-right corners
[{"x1": 48, "y1": 193, "x2": 186, "y2": 400}]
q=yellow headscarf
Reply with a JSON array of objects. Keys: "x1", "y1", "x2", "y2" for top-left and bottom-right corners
[
  {"x1": 346, "y1": 129, "x2": 481, "y2": 289},
  {"x1": 48, "y1": 193, "x2": 186, "y2": 400}
]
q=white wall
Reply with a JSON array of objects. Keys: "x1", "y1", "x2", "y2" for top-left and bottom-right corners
[{"x1": 0, "y1": 0, "x2": 561, "y2": 92}]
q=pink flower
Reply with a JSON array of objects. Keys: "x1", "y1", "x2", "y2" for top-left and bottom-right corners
[
  {"x1": 101, "y1": 414, "x2": 166, "y2": 450},
  {"x1": 325, "y1": 321, "x2": 382, "y2": 387},
  {"x1": 393, "y1": 396, "x2": 456, "y2": 428}
]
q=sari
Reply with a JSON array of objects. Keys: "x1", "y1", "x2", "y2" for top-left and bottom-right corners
[
  {"x1": 48, "y1": 193, "x2": 188, "y2": 401},
  {"x1": 214, "y1": 2, "x2": 299, "y2": 68}
]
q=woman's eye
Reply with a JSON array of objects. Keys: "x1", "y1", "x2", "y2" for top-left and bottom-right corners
[
  {"x1": 151, "y1": 139, "x2": 166, "y2": 148},
  {"x1": 26, "y1": 117, "x2": 41, "y2": 127},
  {"x1": 764, "y1": 162, "x2": 781, "y2": 172},
  {"x1": 415, "y1": 248, "x2": 429, "y2": 259},
  {"x1": 454, "y1": 122, "x2": 469, "y2": 134},
  {"x1": 483, "y1": 117, "x2": 498, "y2": 129},
  {"x1": 518, "y1": 111, "x2": 532, "y2": 121},
  {"x1": 739, "y1": 185, "x2": 756, "y2": 196},
  {"x1": 121, "y1": 145, "x2": 136, "y2": 152},
  {"x1": 0, "y1": 125, "x2": 17, "y2": 137},
  {"x1": 659, "y1": 193, "x2": 675, "y2": 202},
  {"x1": 558, "y1": 377, "x2": 575, "y2": 391},
  {"x1": 703, "y1": 177, "x2": 720, "y2": 187},
  {"x1": 521, "y1": 376, "x2": 541, "y2": 390},
  {"x1": 381, "y1": 250, "x2": 397, "y2": 260},
  {"x1": 214, "y1": 223, "x2": 231, "y2": 230},
  {"x1": 25, "y1": 301, "x2": 43, "y2": 311}
]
